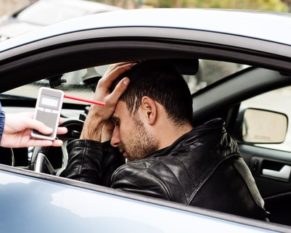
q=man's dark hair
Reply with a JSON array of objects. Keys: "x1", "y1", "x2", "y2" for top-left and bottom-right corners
[{"x1": 113, "y1": 60, "x2": 193, "y2": 125}]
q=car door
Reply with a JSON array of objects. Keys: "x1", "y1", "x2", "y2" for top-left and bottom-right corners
[{"x1": 235, "y1": 85, "x2": 291, "y2": 226}]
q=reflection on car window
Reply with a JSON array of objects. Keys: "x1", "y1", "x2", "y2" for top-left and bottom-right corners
[
  {"x1": 241, "y1": 86, "x2": 291, "y2": 152},
  {"x1": 183, "y1": 60, "x2": 247, "y2": 93}
]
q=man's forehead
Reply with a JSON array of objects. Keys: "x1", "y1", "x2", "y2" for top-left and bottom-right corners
[{"x1": 113, "y1": 101, "x2": 128, "y2": 118}]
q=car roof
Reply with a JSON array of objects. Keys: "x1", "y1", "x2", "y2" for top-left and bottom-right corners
[
  {"x1": 15, "y1": 0, "x2": 121, "y2": 25},
  {"x1": 0, "y1": 0, "x2": 121, "y2": 40},
  {"x1": 1, "y1": 8, "x2": 291, "y2": 52}
]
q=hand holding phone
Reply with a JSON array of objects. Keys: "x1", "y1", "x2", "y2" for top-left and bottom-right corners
[{"x1": 31, "y1": 87, "x2": 64, "y2": 140}]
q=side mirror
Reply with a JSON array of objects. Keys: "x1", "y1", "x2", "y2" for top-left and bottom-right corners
[{"x1": 238, "y1": 108, "x2": 288, "y2": 144}]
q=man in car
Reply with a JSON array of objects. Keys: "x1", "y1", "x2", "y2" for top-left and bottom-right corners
[{"x1": 62, "y1": 60, "x2": 268, "y2": 220}]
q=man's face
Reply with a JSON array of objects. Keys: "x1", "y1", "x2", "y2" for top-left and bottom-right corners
[{"x1": 110, "y1": 101, "x2": 158, "y2": 161}]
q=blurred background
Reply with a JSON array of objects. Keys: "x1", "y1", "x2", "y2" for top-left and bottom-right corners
[
  {"x1": 1, "y1": 0, "x2": 291, "y2": 16},
  {"x1": 94, "y1": 0, "x2": 291, "y2": 10},
  {"x1": 1, "y1": 0, "x2": 290, "y2": 42},
  {"x1": 1, "y1": 0, "x2": 30, "y2": 16}
]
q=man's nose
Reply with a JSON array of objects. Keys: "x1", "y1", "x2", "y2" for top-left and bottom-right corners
[{"x1": 110, "y1": 128, "x2": 120, "y2": 147}]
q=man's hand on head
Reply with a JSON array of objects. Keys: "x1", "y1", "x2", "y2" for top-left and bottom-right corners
[
  {"x1": 80, "y1": 62, "x2": 134, "y2": 140},
  {"x1": 93, "y1": 62, "x2": 132, "y2": 120}
]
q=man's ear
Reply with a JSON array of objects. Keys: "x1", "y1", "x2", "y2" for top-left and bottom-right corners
[{"x1": 140, "y1": 96, "x2": 157, "y2": 125}]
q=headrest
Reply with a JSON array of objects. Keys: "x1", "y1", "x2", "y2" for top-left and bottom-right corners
[{"x1": 170, "y1": 58, "x2": 199, "y2": 75}]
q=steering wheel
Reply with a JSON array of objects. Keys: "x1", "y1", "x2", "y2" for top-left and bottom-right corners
[{"x1": 30, "y1": 119, "x2": 84, "y2": 175}]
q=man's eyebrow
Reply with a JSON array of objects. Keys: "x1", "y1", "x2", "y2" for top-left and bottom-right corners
[{"x1": 111, "y1": 116, "x2": 120, "y2": 123}]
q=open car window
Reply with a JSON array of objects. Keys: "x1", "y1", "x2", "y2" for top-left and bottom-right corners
[
  {"x1": 3, "y1": 59, "x2": 248, "y2": 103},
  {"x1": 185, "y1": 60, "x2": 248, "y2": 93}
]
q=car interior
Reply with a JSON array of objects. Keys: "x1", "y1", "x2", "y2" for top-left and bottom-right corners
[{"x1": 0, "y1": 56, "x2": 291, "y2": 227}]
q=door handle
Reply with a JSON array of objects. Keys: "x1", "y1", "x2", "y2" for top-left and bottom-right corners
[{"x1": 262, "y1": 165, "x2": 291, "y2": 181}]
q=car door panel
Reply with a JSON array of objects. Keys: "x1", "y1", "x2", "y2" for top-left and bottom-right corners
[
  {"x1": 239, "y1": 144, "x2": 291, "y2": 225},
  {"x1": 1, "y1": 166, "x2": 281, "y2": 233}
]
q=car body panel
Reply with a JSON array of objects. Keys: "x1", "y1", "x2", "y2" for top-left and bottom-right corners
[
  {"x1": 0, "y1": 21, "x2": 40, "y2": 40},
  {"x1": 0, "y1": 166, "x2": 282, "y2": 233},
  {"x1": 1, "y1": 8, "x2": 291, "y2": 53},
  {"x1": 0, "y1": 0, "x2": 121, "y2": 40}
]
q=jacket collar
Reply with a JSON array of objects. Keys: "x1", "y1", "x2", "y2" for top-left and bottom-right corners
[{"x1": 147, "y1": 118, "x2": 225, "y2": 158}]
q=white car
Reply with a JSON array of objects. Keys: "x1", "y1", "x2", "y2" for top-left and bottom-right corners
[
  {"x1": 0, "y1": 8, "x2": 291, "y2": 232},
  {"x1": 0, "y1": 0, "x2": 121, "y2": 41}
]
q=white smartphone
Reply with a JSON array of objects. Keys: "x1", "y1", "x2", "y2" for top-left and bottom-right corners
[{"x1": 31, "y1": 87, "x2": 64, "y2": 140}]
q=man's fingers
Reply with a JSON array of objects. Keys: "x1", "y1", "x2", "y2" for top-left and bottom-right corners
[
  {"x1": 99, "y1": 63, "x2": 135, "y2": 89},
  {"x1": 108, "y1": 77, "x2": 130, "y2": 104},
  {"x1": 104, "y1": 62, "x2": 134, "y2": 77},
  {"x1": 101, "y1": 120, "x2": 114, "y2": 142}
]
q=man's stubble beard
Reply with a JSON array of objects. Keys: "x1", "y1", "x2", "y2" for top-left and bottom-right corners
[{"x1": 121, "y1": 116, "x2": 158, "y2": 161}]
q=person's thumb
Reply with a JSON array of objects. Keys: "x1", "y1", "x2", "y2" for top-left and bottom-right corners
[{"x1": 26, "y1": 119, "x2": 53, "y2": 135}]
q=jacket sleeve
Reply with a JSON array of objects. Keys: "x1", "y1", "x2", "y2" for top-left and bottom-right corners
[
  {"x1": 62, "y1": 140, "x2": 170, "y2": 200},
  {"x1": 111, "y1": 162, "x2": 171, "y2": 200},
  {"x1": 61, "y1": 140, "x2": 124, "y2": 186}
]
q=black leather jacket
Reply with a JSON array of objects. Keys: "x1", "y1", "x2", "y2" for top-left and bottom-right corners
[{"x1": 61, "y1": 118, "x2": 268, "y2": 220}]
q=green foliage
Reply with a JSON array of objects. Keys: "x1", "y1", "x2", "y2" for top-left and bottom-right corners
[
  {"x1": 156, "y1": 0, "x2": 288, "y2": 10},
  {"x1": 90, "y1": 0, "x2": 288, "y2": 11}
]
